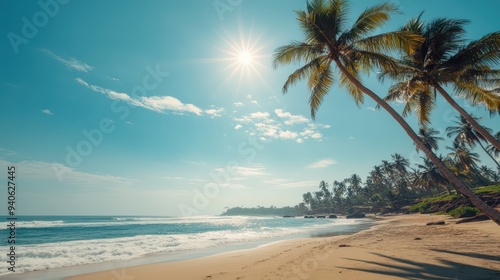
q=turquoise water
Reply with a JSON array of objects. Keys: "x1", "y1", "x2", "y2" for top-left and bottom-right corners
[{"x1": 0, "y1": 215, "x2": 371, "y2": 277}]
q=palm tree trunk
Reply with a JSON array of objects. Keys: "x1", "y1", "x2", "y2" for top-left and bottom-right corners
[
  {"x1": 435, "y1": 84, "x2": 500, "y2": 150},
  {"x1": 333, "y1": 58, "x2": 500, "y2": 226}
]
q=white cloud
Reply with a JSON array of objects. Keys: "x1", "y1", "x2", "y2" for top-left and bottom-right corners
[
  {"x1": 234, "y1": 124, "x2": 242, "y2": 130},
  {"x1": 233, "y1": 109, "x2": 330, "y2": 143},
  {"x1": 274, "y1": 109, "x2": 309, "y2": 125},
  {"x1": 250, "y1": 112, "x2": 270, "y2": 119},
  {"x1": 76, "y1": 78, "x2": 221, "y2": 117},
  {"x1": 250, "y1": 100, "x2": 259, "y2": 105},
  {"x1": 255, "y1": 123, "x2": 279, "y2": 138},
  {"x1": 141, "y1": 96, "x2": 203, "y2": 115},
  {"x1": 300, "y1": 129, "x2": 315, "y2": 137},
  {"x1": 41, "y1": 109, "x2": 53, "y2": 115},
  {"x1": 41, "y1": 49, "x2": 94, "y2": 72},
  {"x1": 126, "y1": 121, "x2": 133, "y2": 125},
  {"x1": 306, "y1": 158, "x2": 338, "y2": 168},
  {"x1": 278, "y1": 130, "x2": 298, "y2": 139},
  {"x1": 367, "y1": 107, "x2": 377, "y2": 111},
  {"x1": 311, "y1": 133, "x2": 322, "y2": 139},
  {"x1": 234, "y1": 166, "x2": 269, "y2": 176},
  {"x1": 234, "y1": 102, "x2": 244, "y2": 107},
  {"x1": 205, "y1": 107, "x2": 225, "y2": 117}
]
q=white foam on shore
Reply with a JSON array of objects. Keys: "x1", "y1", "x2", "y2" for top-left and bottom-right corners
[
  {"x1": 0, "y1": 219, "x2": 364, "y2": 275},
  {"x1": 0, "y1": 217, "x2": 363, "y2": 276},
  {"x1": 1, "y1": 215, "x2": 274, "y2": 229}
]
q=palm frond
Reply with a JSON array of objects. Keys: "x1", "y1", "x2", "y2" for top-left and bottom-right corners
[
  {"x1": 339, "y1": 2, "x2": 398, "y2": 44},
  {"x1": 339, "y1": 63, "x2": 363, "y2": 105},
  {"x1": 444, "y1": 31, "x2": 500, "y2": 71},
  {"x1": 423, "y1": 18, "x2": 469, "y2": 66},
  {"x1": 353, "y1": 50, "x2": 400, "y2": 73},
  {"x1": 309, "y1": 60, "x2": 334, "y2": 119},
  {"x1": 454, "y1": 81, "x2": 500, "y2": 112},
  {"x1": 282, "y1": 55, "x2": 328, "y2": 93},
  {"x1": 354, "y1": 31, "x2": 423, "y2": 56},
  {"x1": 272, "y1": 41, "x2": 324, "y2": 69}
]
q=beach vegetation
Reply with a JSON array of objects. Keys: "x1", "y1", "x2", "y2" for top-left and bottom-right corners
[{"x1": 448, "y1": 206, "x2": 481, "y2": 218}]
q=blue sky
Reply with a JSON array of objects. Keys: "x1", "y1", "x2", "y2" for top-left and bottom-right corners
[{"x1": 1, "y1": 0, "x2": 499, "y2": 215}]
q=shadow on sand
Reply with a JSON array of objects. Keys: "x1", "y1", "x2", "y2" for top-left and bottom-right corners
[{"x1": 337, "y1": 251, "x2": 500, "y2": 279}]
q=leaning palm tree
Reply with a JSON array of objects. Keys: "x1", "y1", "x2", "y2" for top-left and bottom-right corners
[
  {"x1": 446, "y1": 115, "x2": 500, "y2": 168},
  {"x1": 273, "y1": 0, "x2": 500, "y2": 224},
  {"x1": 379, "y1": 15, "x2": 500, "y2": 149}
]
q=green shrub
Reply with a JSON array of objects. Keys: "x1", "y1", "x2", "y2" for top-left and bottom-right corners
[
  {"x1": 434, "y1": 211, "x2": 447, "y2": 215},
  {"x1": 408, "y1": 201, "x2": 430, "y2": 213},
  {"x1": 474, "y1": 184, "x2": 500, "y2": 194},
  {"x1": 448, "y1": 206, "x2": 480, "y2": 218}
]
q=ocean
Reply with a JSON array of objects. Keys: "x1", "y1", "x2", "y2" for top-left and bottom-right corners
[{"x1": 0, "y1": 215, "x2": 372, "y2": 279}]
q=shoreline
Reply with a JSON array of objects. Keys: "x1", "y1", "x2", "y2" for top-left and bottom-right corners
[
  {"x1": 0, "y1": 217, "x2": 376, "y2": 280},
  {"x1": 67, "y1": 213, "x2": 500, "y2": 280}
]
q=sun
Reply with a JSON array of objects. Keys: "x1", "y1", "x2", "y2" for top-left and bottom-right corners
[
  {"x1": 238, "y1": 51, "x2": 253, "y2": 65},
  {"x1": 200, "y1": 26, "x2": 273, "y2": 93}
]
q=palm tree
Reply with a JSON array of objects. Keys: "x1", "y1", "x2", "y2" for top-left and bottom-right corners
[
  {"x1": 416, "y1": 156, "x2": 453, "y2": 194},
  {"x1": 416, "y1": 127, "x2": 444, "y2": 153},
  {"x1": 273, "y1": 0, "x2": 500, "y2": 224},
  {"x1": 391, "y1": 153, "x2": 409, "y2": 176},
  {"x1": 379, "y1": 15, "x2": 500, "y2": 150},
  {"x1": 479, "y1": 165, "x2": 497, "y2": 183},
  {"x1": 447, "y1": 140, "x2": 481, "y2": 174},
  {"x1": 446, "y1": 115, "x2": 500, "y2": 168}
]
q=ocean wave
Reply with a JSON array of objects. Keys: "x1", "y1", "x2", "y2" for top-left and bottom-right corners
[
  {"x1": 0, "y1": 216, "x2": 270, "y2": 229},
  {"x1": 0, "y1": 225, "x2": 318, "y2": 275}
]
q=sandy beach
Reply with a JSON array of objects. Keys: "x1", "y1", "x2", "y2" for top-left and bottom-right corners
[{"x1": 68, "y1": 214, "x2": 500, "y2": 280}]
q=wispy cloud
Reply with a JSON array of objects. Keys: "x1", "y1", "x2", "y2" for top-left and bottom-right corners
[
  {"x1": 41, "y1": 109, "x2": 53, "y2": 115},
  {"x1": 265, "y1": 178, "x2": 318, "y2": 189},
  {"x1": 141, "y1": 96, "x2": 203, "y2": 115},
  {"x1": 0, "y1": 148, "x2": 16, "y2": 157},
  {"x1": 234, "y1": 124, "x2": 242, "y2": 130},
  {"x1": 234, "y1": 102, "x2": 244, "y2": 107},
  {"x1": 41, "y1": 49, "x2": 94, "y2": 72},
  {"x1": 306, "y1": 158, "x2": 338, "y2": 168},
  {"x1": 182, "y1": 160, "x2": 208, "y2": 165},
  {"x1": 0, "y1": 159, "x2": 133, "y2": 185},
  {"x1": 214, "y1": 165, "x2": 269, "y2": 177},
  {"x1": 76, "y1": 78, "x2": 223, "y2": 117}
]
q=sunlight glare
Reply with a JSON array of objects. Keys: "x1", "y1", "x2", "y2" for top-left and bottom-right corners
[{"x1": 238, "y1": 51, "x2": 253, "y2": 65}]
